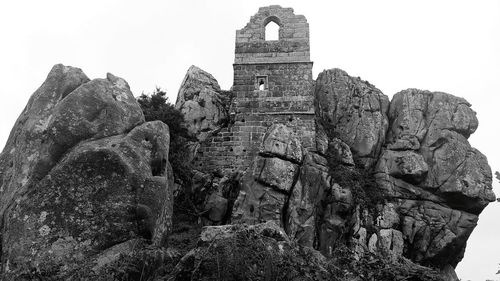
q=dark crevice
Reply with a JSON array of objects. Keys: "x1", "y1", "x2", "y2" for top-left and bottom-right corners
[
  {"x1": 258, "y1": 152, "x2": 302, "y2": 165},
  {"x1": 151, "y1": 158, "x2": 167, "y2": 177},
  {"x1": 281, "y1": 165, "x2": 302, "y2": 229}
]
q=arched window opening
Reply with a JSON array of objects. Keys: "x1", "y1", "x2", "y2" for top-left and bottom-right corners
[{"x1": 265, "y1": 21, "x2": 279, "y2": 41}]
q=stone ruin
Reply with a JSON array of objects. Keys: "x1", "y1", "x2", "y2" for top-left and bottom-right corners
[
  {"x1": 184, "y1": 6, "x2": 315, "y2": 173},
  {"x1": 0, "y1": 5, "x2": 495, "y2": 281},
  {"x1": 174, "y1": 5, "x2": 496, "y2": 280}
]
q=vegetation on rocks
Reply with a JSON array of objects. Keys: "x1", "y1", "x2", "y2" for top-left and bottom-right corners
[
  {"x1": 137, "y1": 88, "x2": 194, "y2": 186},
  {"x1": 327, "y1": 245, "x2": 443, "y2": 281},
  {"x1": 325, "y1": 144, "x2": 384, "y2": 212}
]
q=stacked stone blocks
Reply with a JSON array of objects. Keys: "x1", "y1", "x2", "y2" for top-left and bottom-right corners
[{"x1": 194, "y1": 5, "x2": 315, "y2": 173}]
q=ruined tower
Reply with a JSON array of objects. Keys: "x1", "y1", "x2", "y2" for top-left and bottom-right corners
[
  {"x1": 195, "y1": 6, "x2": 315, "y2": 172},
  {"x1": 231, "y1": 5, "x2": 315, "y2": 164}
]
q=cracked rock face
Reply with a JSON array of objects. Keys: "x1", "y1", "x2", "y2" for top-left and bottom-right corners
[
  {"x1": 0, "y1": 63, "x2": 494, "y2": 280},
  {"x1": 231, "y1": 124, "x2": 302, "y2": 226},
  {"x1": 314, "y1": 68, "x2": 390, "y2": 168},
  {"x1": 366, "y1": 89, "x2": 495, "y2": 271},
  {"x1": 175, "y1": 65, "x2": 230, "y2": 142},
  {"x1": 0, "y1": 65, "x2": 173, "y2": 279},
  {"x1": 226, "y1": 69, "x2": 494, "y2": 278},
  {"x1": 383, "y1": 89, "x2": 494, "y2": 213}
]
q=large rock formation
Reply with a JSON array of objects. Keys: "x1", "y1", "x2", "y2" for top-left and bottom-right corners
[
  {"x1": 380, "y1": 89, "x2": 495, "y2": 213},
  {"x1": 231, "y1": 124, "x2": 302, "y2": 226},
  {"x1": 0, "y1": 64, "x2": 173, "y2": 279},
  {"x1": 0, "y1": 53, "x2": 495, "y2": 281},
  {"x1": 367, "y1": 89, "x2": 495, "y2": 269},
  {"x1": 314, "y1": 68, "x2": 390, "y2": 168},
  {"x1": 180, "y1": 66, "x2": 494, "y2": 280}
]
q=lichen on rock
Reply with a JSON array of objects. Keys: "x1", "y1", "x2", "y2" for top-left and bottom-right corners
[
  {"x1": 0, "y1": 5, "x2": 496, "y2": 281},
  {"x1": 0, "y1": 65, "x2": 173, "y2": 280}
]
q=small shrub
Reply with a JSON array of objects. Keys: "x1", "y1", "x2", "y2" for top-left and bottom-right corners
[
  {"x1": 326, "y1": 245, "x2": 443, "y2": 281},
  {"x1": 325, "y1": 145, "x2": 384, "y2": 212}
]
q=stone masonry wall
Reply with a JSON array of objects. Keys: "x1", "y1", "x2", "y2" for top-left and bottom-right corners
[
  {"x1": 193, "y1": 6, "x2": 315, "y2": 173},
  {"x1": 235, "y1": 5, "x2": 310, "y2": 64}
]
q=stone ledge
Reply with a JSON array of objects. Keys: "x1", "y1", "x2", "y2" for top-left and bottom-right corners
[
  {"x1": 252, "y1": 111, "x2": 315, "y2": 115},
  {"x1": 233, "y1": 61, "x2": 313, "y2": 66}
]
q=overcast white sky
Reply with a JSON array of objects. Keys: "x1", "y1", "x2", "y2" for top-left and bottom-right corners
[{"x1": 0, "y1": 1, "x2": 499, "y2": 280}]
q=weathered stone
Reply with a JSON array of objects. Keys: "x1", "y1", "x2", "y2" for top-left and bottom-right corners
[
  {"x1": 376, "y1": 150, "x2": 428, "y2": 184},
  {"x1": 327, "y1": 137, "x2": 354, "y2": 166},
  {"x1": 352, "y1": 226, "x2": 368, "y2": 258},
  {"x1": 317, "y1": 183, "x2": 354, "y2": 256},
  {"x1": 374, "y1": 172, "x2": 445, "y2": 203},
  {"x1": 314, "y1": 68, "x2": 390, "y2": 167},
  {"x1": 384, "y1": 89, "x2": 495, "y2": 214},
  {"x1": 440, "y1": 264, "x2": 460, "y2": 281},
  {"x1": 377, "y1": 229, "x2": 404, "y2": 260},
  {"x1": 261, "y1": 124, "x2": 303, "y2": 163},
  {"x1": 286, "y1": 151, "x2": 354, "y2": 255},
  {"x1": 285, "y1": 152, "x2": 330, "y2": 247},
  {"x1": 387, "y1": 89, "x2": 478, "y2": 146},
  {"x1": 1, "y1": 5, "x2": 496, "y2": 279},
  {"x1": 315, "y1": 122, "x2": 330, "y2": 155},
  {"x1": 2, "y1": 120, "x2": 173, "y2": 278},
  {"x1": 169, "y1": 222, "x2": 330, "y2": 281},
  {"x1": 377, "y1": 202, "x2": 400, "y2": 229},
  {"x1": 0, "y1": 64, "x2": 90, "y2": 217},
  {"x1": 47, "y1": 72, "x2": 144, "y2": 153},
  {"x1": 0, "y1": 66, "x2": 172, "y2": 279},
  {"x1": 231, "y1": 125, "x2": 302, "y2": 226},
  {"x1": 255, "y1": 157, "x2": 299, "y2": 193},
  {"x1": 231, "y1": 171, "x2": 288, "y2": 226},
  {"x1": 191, "y1": 5, "x2": 315, "y2": 174},
  {"x1": 368, "y1": 233, "x2": 378, "y2": 253},
  {"x1": 200, "y1": 221, "x2": 289, "y2": 244},
  {"x1": 204, "y1": 193, "x2": 228, "y2": 223},
  {"x1": 398, "y1": 199, "x2": 478, "y2": 267},
  {"x1": 175, "y1": 65, "x2": 230, "y2": 141}
]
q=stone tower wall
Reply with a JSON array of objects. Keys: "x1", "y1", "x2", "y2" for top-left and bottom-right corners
[{"x1": 193, "y1": 6, "x2": 315, "y2": 173}]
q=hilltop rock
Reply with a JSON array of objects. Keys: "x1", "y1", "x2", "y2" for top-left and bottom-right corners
[
  {"x1": 0, "y1": 61, "x2": 493, "y2": 280},
  {"x1": 314, "y1": 68, "x2": 390, "y2": 167},
  {"x1": 389, "y1": 89, "x2": 494, "y2": 213},
  {"x1": 353, "y1": 89, "x2": 495, "y2": 272},
  {"x1": 0, "y1": 5, "x2": 494, "y2": 280},
  {"x1": 0, "y1": 65, "x2": 173, "y2": 280},
  {"x1": 0, "y1": 65, "x2": 90, "y2": 217},
  {"x1": 175, "y1": 65, "x2": 231, "y2": 141}
]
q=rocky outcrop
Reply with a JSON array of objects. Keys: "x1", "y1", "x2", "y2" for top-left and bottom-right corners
[
  {"x1": 0, "y1": 61, "x2": 493, "y2": 280},
  {"x1": 0, "y1": 65, "x2": 173, "y2": 279},
  {"x1": 314, "y1": 68, "x2": 390, "y2": 168},
  {"x1": 363, "y1": 89, "x2": 495, "y2": 271},
  {"x1": 231, "y1": 124, "x2": 302, "y2": 226},
  {"x1": 380, "y1": 89, "x2": 494, "y2": 213},
  {"x1": 285, "y1": 149, "x2": 355, "y2": 256},
  {"x1": 168, "y1": 222, "x2": 331, "y2": 281},
  {"x1": 226, "y1": 69, "x2": 493, "y2": 278},
  {"x1": 175, "y1": 65, "x2": 231, "y2": 142},
  {"x1": 285, "y1": 152, "x2": 330, "y2": 248}
]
